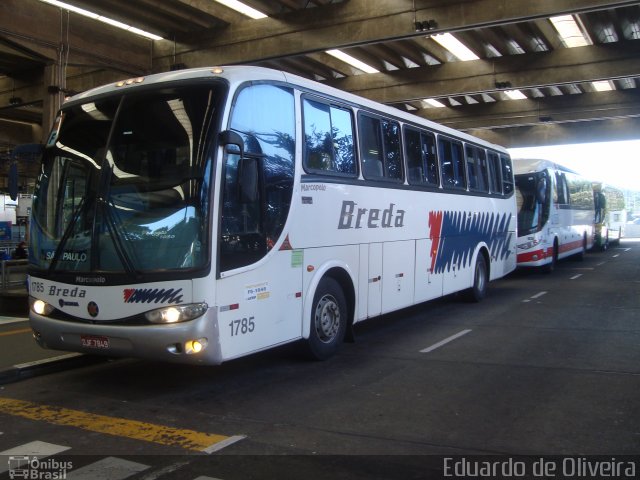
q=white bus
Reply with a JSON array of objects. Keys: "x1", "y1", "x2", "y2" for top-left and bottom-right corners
[
  {"x1": 514, "y1": 159, "x2": 595, "y2": 272},
  {"x1": 593, "y1": 182, "x2": 626, "y2": 249},
  {"x1": 28, "y1": 66, "x2": 517, "y2": 364}
]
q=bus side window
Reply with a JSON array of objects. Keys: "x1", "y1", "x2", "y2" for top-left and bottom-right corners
[
  {"x1": 555, "y1": 172, "x2": 569, "y2": 204},
  {"x1": 303, "y1": 98, "x2": 356, "y2": 176},
  {"x1": 439, "y1": 137, "x2": 466, "y2": 190},
  {"x1": 405, "y1": 127, "x2": 438, "y2": 187},
  {"x1": 220, "y1": 84, "x2": 296, "y2": 272},
  {"x1": 500, "y1": 155, "x2": 514, "y2": 194},
  {"x1": 487, "y1": 151, "x2": 502, "y2": 195},
  {"x1": 358, "y1": 114, "x2": 403, "y2": 182},
  {"x1": 466, "y1": 145, "x2": 489, "y2": 193},
  {"x1": 359, "y1": 115, "x2": 384, "y2": 179}
]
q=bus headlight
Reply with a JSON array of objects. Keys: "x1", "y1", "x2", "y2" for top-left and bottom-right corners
[
  {"x1": 517, "y1": 239, "x2": 541, "y2": 250},
  {"x1": 30, "y1": 298, "x2": 54, "y2": 316},
  {"x1": 145, "y1": 303, "x2": 208, "y2": 324}
]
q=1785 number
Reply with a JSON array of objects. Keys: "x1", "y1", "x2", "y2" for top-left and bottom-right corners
[{"x1": 229, "y1": 317, "x2": 255, "y2": 336}]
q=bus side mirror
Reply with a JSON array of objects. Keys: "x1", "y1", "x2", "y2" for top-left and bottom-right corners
[
  {"x1": 536, "y1": 178, "x2": 547, "y2": 204},
  {"x1": 219, "y1": 130, "x2": 244, "y2": 157},
  {"x1": 238, "y1": 157, "x2": 259, "y2": 203}
]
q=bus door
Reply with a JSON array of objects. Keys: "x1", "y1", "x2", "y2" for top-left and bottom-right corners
[
  {"x1": 415, "y1": 238, "x2": 444, "y2": 303},
  {"x1": 382, "y1": 240, "x2": 415, "y2": 314},
  {"x1": 357, "y1": 243, "x2": 380, "y2": 320}
]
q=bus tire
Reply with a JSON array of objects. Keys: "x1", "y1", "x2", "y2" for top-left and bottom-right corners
[
  {"x1": 542, "y1": 241, "x2": 558, "y2": 273},
  {"x1": 465, "y1": 253, "x2": 488, "y2": 303},
  {"x1": 305, "y1": 277, "x2": 347, "y2": 360},
  {"x1": 575, "y1": 234, "x2": 587, "y2": 261}
]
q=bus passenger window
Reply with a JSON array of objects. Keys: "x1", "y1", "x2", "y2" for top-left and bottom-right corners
[
  {"x1": 382, "y1": 119, "x2": 402, "y2": 181},
  {"x1": 501, "y1": 155, "x2": 514, "y2": 194},
  {"x1": 359, "y1": 115, "x2": 384, "y2": 179},
  {"x1": 405, "y1": 127, "x2": 438, "y2": 186},
  {"x1": 358, "y1": 114, "x2": 403, "y2": 182},
  {"x1": 303, "y1": 98, "x2": 356, "y2": 176},
  {"x1": 466, "y1": 146, "x2": 489, "y2": 193},
  {"x1": 487, "y1": 152, "x2": 502, "y2": 194},
  {"x1": 555, "y1": 172, "x2": 569, "y2": 204},
  {"x1": 439, "y1": 137, "x2": 466, "y2": 189}
]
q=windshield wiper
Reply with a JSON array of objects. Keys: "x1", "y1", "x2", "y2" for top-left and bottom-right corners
[
  {"x1": 100, "y1": 197, "x2": 140, "y2": 278},
  {"x1": 48, "y1": 197, "x2": 87, "y2": 273}
]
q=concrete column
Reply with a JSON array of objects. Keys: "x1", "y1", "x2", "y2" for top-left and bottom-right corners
[{"x1": 41, "y1": 62, "x2": 65, "y2": 143}]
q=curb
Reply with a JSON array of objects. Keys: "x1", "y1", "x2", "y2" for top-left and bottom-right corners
[{"x1": 0, "y1": 353, "x2": 108, "y2": 385}]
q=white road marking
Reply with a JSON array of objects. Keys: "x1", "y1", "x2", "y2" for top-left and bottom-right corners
[
  {"x1": 67, "y1": 457, "x2": 149, "y2": 480},
  {"x1": 203, "y1": 435, "x2": 246, "y2": 454},
  {"x1": 420, "y1": 329, "x2": 472, "y2": 353},
  {"x1": 0, "y1": 441, "x2": 71, "y2": 474},
  {"x1": 13, "y1": 353, "x2": 83, "y2": 369},
  {"x1": 530, "y1": 291, "x2": 548, "y2": 299},
  {"x1": 570, "y1": 274, "x2": 582, "y2": 280},
  {"x1": 0, "y1": 316, "x2": 29, "y2": 325}
]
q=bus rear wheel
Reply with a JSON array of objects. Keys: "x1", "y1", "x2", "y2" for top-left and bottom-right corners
[
  {"x1": 305, "y1": 277, "x2": 347, "y2": 360},
  {"x1": 465, "y1": 253, "x2": 488, "y2": 302}
]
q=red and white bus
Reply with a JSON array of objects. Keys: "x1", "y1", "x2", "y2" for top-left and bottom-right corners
[
  {"x1": 28, "y1": 66, "x2": 517, "y2": 364},
  {"x1": 514, "y1": 158, "x2": 595, "y2": 271}
]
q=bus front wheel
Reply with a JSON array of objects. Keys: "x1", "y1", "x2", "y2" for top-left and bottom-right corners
[
  {"x1": 543, "y1": 241, "x2": 558, "y2": 273},
  {"x1": 305, "y1": 277, "x2": 347, "y2": 360}
]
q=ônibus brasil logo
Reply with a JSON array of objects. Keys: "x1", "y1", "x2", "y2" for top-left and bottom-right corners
[{"x1": 8, "y1": 456, "x2": 73, "y2": 479}]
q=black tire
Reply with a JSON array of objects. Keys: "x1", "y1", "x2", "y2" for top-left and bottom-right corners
[
  {"x1": 574, "y1": 235, "x2": 587, "y2": 261},
  {"x1": 305, "y1": 277, "x2": 347, "y2": 360},
  {"x1": 542, "y1": 241, "x2": 557, "y2": 274},
  {"x1": 465, "y1": 253, "x2": 488, "y2": 302}
]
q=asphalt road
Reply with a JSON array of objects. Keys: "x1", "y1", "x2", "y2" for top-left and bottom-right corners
[{"x1": 0, "y1": 240, "x2": 638, "y2": 479}]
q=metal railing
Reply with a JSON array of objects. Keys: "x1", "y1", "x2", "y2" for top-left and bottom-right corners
[{"x1": 1, "y1": 259, "x2": 28, "y2": 291}]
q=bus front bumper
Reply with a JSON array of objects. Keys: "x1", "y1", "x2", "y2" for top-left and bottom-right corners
[
  {"x1": 29, "y1": 309, "x2": 223, "y2": 365},
  {"x1": 516, "y1": 247, "x2": 553, "y2": 267}
]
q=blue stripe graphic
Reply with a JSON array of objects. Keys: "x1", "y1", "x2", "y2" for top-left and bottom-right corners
[{"x1": 432, "y1": 211, "x2": 512, "y2": 274}]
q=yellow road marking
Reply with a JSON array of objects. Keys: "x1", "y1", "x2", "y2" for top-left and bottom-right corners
[
  {"x1": 0, "y1": 328, "x2": 32, "y2": 337},
  {"x1": 0, "y1": 397, "x2": 240, "y2": 452}
]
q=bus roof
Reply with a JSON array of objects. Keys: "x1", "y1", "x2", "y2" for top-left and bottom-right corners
[
  {"x1": 66, "y1": 65, "x2": 508, "y2": 154},
  {"x1": 512, "y1": 158, "x2": 581, "y2": 176}
]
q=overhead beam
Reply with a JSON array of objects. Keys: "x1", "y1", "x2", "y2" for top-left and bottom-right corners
[
  {"x1": 468, "y1": 117, "x2": 640, "y2": 148},
  {"x1": 417, "y1": 90, "x2": 640, "y2": 130},
  {"x1": 326, "y1": 41, "x2": 640, "y2": 103},
  {"x1": 0, "y1": 0, "x2": 153, "y2": 74},
  {"x1": 153, "y1": 0, "x2": 639, "y2": 70}
]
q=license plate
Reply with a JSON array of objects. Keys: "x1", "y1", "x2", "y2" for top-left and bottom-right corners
[{"x1": 81, "y1": 335, "x2": 110, "y2": 349}]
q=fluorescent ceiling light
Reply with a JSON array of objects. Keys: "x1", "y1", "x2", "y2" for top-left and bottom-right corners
[
  {"x1": 550, "y1": 15, "x2": 615, "y2": 92},
  {"x1": 431, "y1": 33, "x2": 479, "y2": 61},
  {"x1": 550, "y1": 15, "x2": 588, "y2": 47},
  {"x1": 433, "y1": 33, "x2": 529, "y2": 101},
  {"x1": 422, "y1": 98, "x2": 446, "y2": 108},
  {"x1": 39, "y1": 0, "x2": 163, "y2": 40},
  {"x1": 215, "y1": 0, "x2": 267, "y2": 19},
  {"x1": 504, "y1": 90, "x2": 527, "y2": 100},
  {"x1": 326, "y1": 50, "x2": 380, "y2": 74},
  {"x1": 592, "y1": 80, "x2": 614, "y2": 91}
]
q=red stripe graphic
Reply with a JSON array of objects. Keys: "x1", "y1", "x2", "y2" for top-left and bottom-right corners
[{"x1": 428, "y1": 211, "x2": 443, "y2": 273}]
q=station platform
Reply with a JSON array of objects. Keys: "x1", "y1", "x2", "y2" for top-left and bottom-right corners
[{"x1": 0, "y1": 287, "x2": 98, "y2": 384}]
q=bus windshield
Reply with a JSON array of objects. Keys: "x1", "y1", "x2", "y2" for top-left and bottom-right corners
[
  {"x1": 515, "y1": 171, "x2": 549, "y2": 236},
  {"x1": 30, "y1": 84, "x2": 223, "y2": 275}
]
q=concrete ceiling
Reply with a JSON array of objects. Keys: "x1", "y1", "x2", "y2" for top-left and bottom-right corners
[{"x1": 1, "y1": 0, "x2": 640, "y2": 183}]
